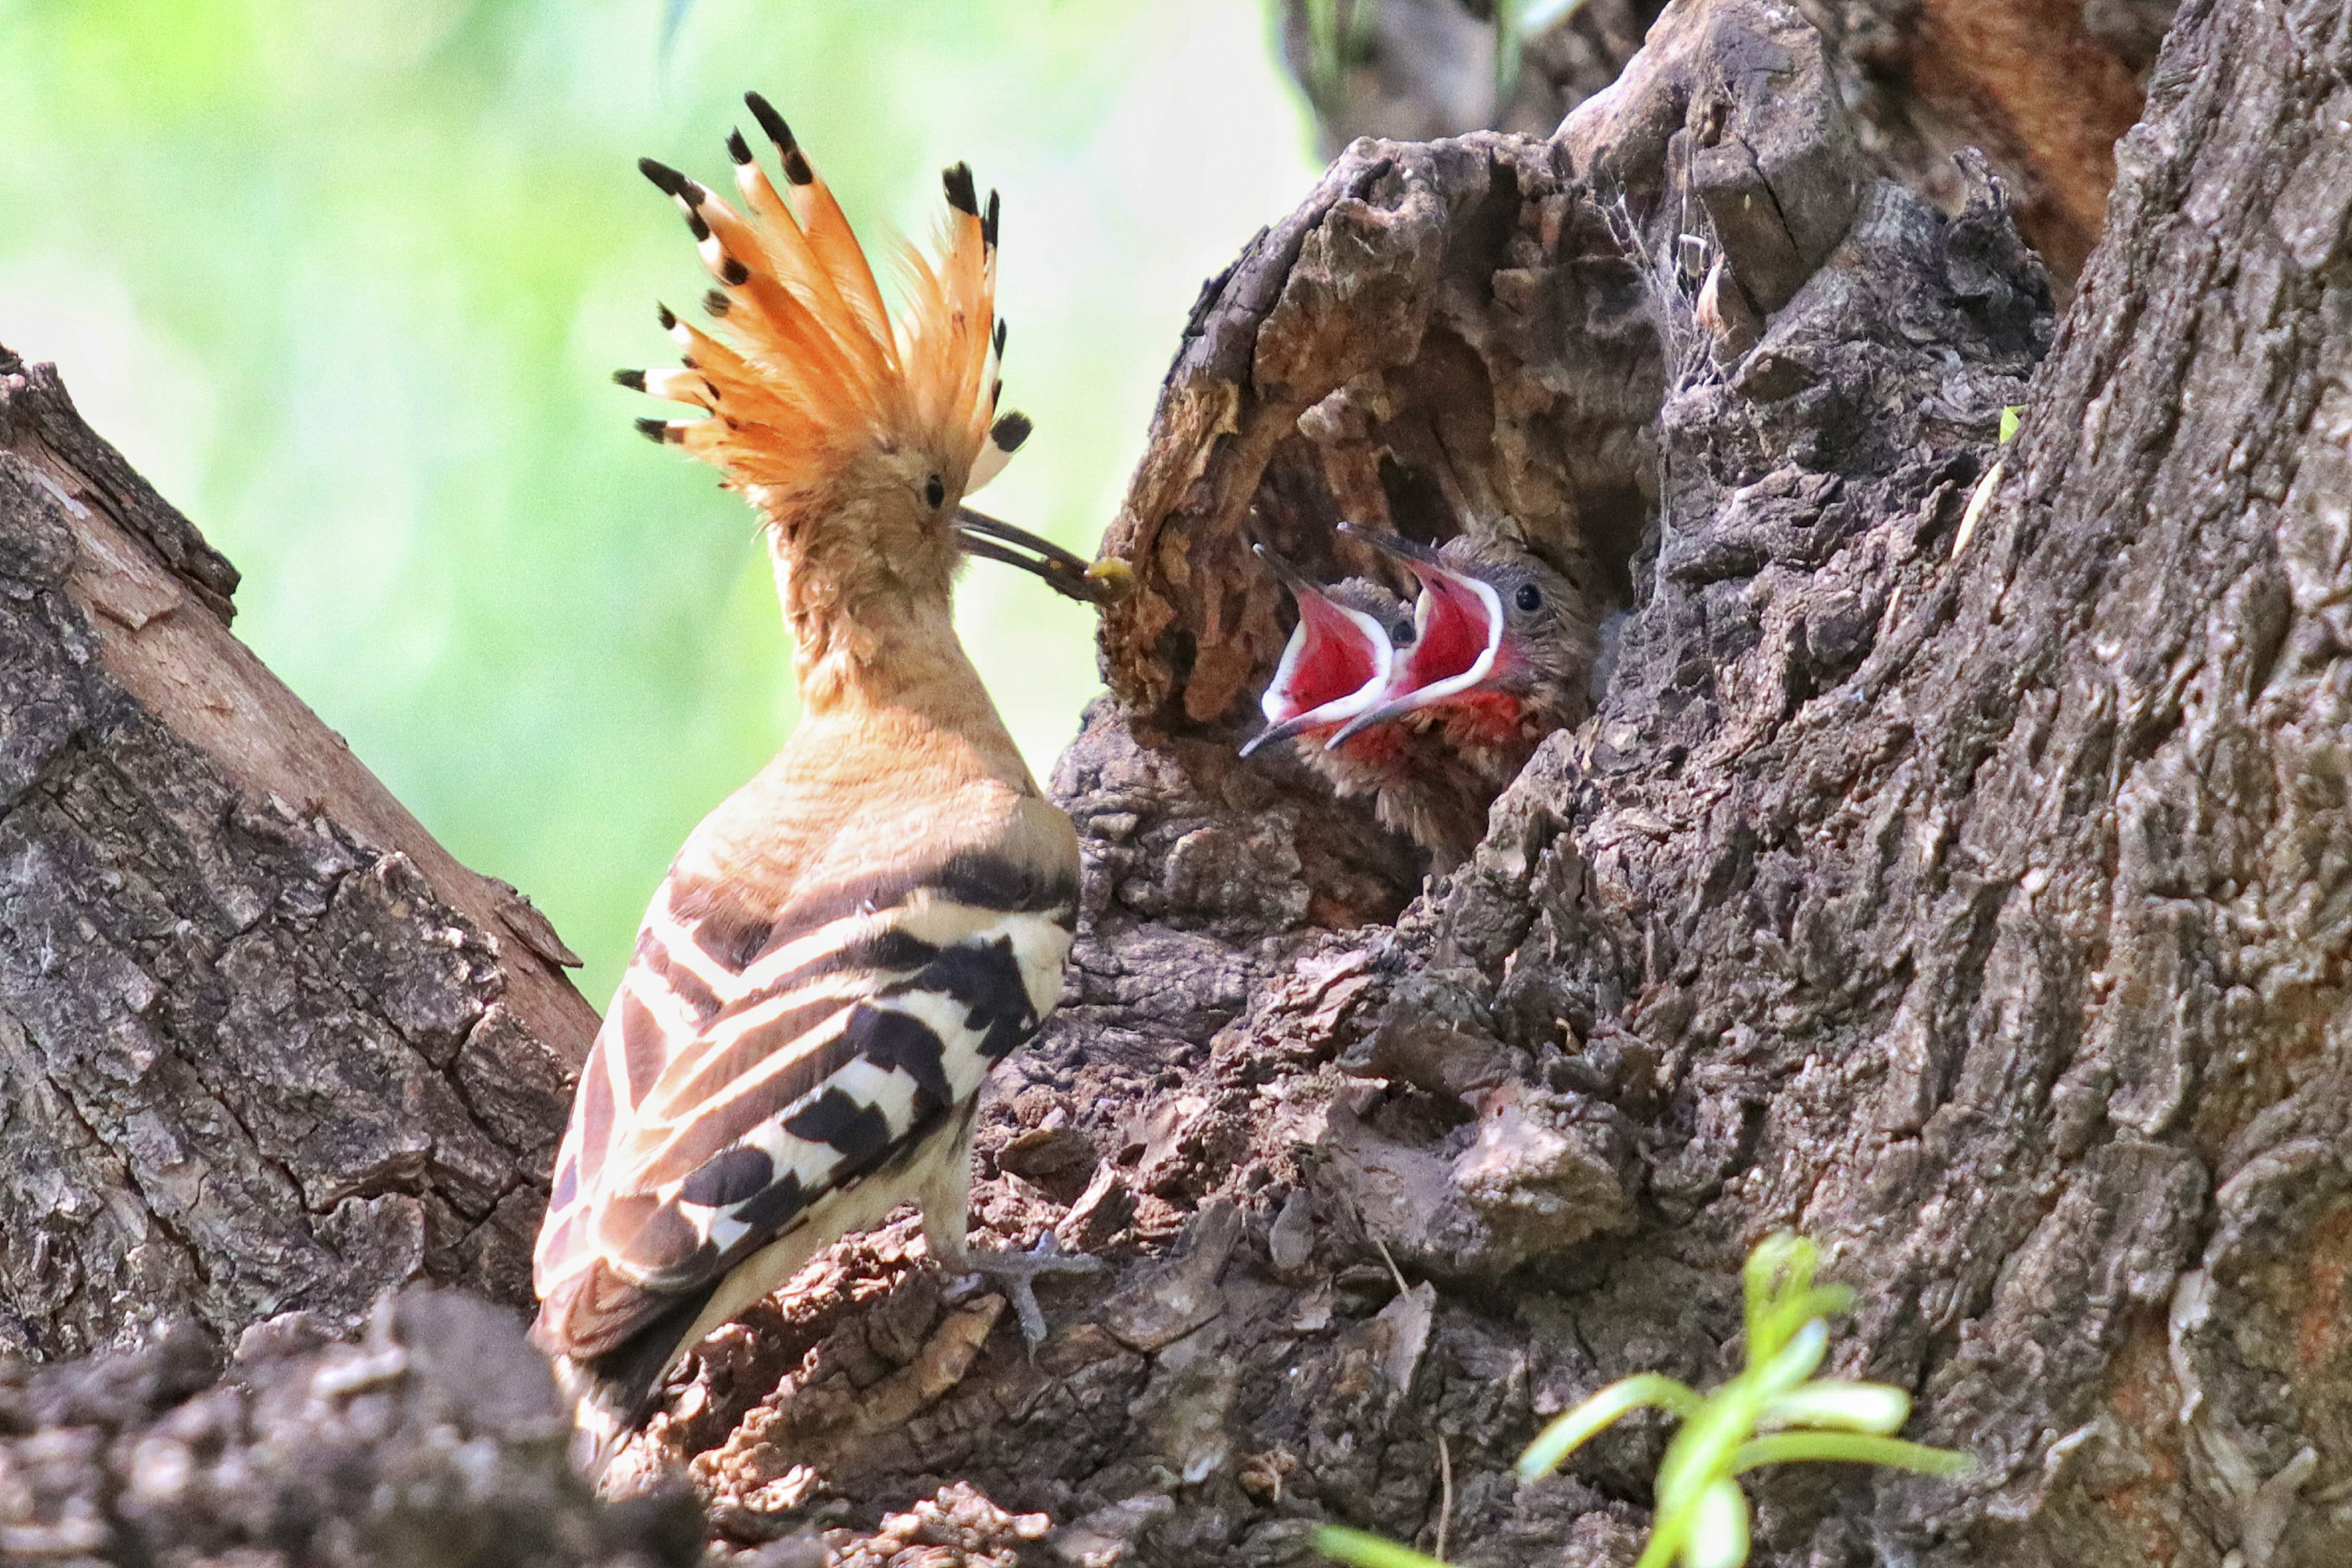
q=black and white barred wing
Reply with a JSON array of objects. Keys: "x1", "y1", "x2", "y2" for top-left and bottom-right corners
[{"x1": 532, "y1": 875, "x2": 1073, "y2": 1359}]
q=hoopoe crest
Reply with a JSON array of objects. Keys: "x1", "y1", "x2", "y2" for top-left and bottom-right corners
[{"x1": 532, "y1": 94, "x2": 1086, "y2": 1469}]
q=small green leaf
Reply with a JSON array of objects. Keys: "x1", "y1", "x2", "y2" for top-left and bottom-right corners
[
  {"x1": 1743, "y1": 1233, "x2": 1809, "y2": 1347},
  {"x1": 1517, "y1": 1373, "x2": 1705, "y2": 1481},
  {"x1": 1760, "y1": 1381, "x2": 1911, "y2": 1435},
  {"x1": 1685, "y1": 1479, "x2": 1751, "y2": 1568},
  {"x1": 1999, "y1": 405, "x2": 2023, "y2": 443},
  {"x1": 1753, "y1": 1317, "x2": 1828, "y2": 1396},
  {"x1": 1315, "y1": 1524, "x2": 1449, "y2": 1568},
  {"x1": 1731, "y1": 1432, "x2": 1973, "y2": 1477}
]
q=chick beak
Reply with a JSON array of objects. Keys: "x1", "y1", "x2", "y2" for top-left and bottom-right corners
[
  {"x1": 954, "y1": 506, "x2": 1120, "y2": 605},
  {"x1": 1240, "y1": 541, "x2": 1396, "y2": 758},
  {"x1": 1324, "y1": 524, "x2": 1504, "y2": 748}
]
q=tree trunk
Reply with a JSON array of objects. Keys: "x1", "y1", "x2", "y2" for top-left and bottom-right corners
[
  {"x1": 2, "y1": 0, "x2": 2347, "y2": 1560},
  {"x1": 1274, "y1": 0, "x2": 2170, "y2": 281},
  {"x1": 0, "y1": 348, "x2": 595, "y2": 1359}
]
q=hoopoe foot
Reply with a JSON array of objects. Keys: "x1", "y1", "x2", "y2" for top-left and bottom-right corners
[{"x1": 940, "y1": 1234, "x2": 1102, "y2": 1347}]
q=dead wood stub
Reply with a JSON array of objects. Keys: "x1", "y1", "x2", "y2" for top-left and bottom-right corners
[{"x1": 0, "y1": 1289, "x2": 701, "y2": 1566}]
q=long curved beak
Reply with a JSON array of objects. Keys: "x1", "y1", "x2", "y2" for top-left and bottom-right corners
[
  {"x1": 955, "y1": 507, "x2": 1122, "y2": 605},
  {"x1": 1241, "y1": 540, "x2": 1394, "y2": 757},
  {"x1": 1325, "y1": 525, "x2": 1503, "y2": 748}
]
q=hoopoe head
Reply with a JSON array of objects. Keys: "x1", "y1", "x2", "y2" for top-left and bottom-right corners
[{"x1": 621, "y1": 94, "x2": 1032, "y2": 682}]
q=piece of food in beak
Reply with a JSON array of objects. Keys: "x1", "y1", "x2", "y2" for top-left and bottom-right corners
[
  {"x1": 954, "y1": 506, "x2": 1124, "y2": 604},
  {"x1": 1324, "y1": 524, "x2": 1505, "y2": 747},
  {"x1": 1240, "y1": 541, "x2": 1397, "y2": 757}
]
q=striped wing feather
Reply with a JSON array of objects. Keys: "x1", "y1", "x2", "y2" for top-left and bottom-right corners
[{"x1": 533, "y1": 752, "x2": 1077, "y2": 1362}]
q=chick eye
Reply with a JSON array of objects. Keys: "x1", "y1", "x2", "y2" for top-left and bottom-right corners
[
  {"x1": 1515, "y1": 582, "x2": 1543, "y2": 613},
  {"x1": 924, "y1": 473, "x2": 946, "y2": 509}
]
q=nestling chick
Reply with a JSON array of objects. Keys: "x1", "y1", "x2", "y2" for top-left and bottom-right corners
[
  {"x1": 1327, "y1": 524, "x2": 1601, "y2": 782},
  {"x1": 1244, "y1": 524, "x2": 1598, "y2": 868},
  {"x1": 1243, "y1": 540, "x2": 1488, "y2": 856},
  {"x1": 533, "y1": 95, "x2": 1094, "y2": 1472},
  {"x1": 1242, "y1": 540, "x2": 1412, "y2": 759}
]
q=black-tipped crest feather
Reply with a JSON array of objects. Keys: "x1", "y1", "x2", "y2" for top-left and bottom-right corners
[
  {"x1": 638, "y1": 156, "x2": 688, "y2": 198},
  {"x1": 942, "y1": 163, "x2": 978, "y2": 217},
  {"x1": 744, "y1": 91, "x2": 813, "y2": 183}
]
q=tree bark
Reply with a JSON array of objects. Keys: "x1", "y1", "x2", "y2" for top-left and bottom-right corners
[
  {"x1": 1275, "y1": 0, "x2": 2171, "y2": 281},
  {"x1": 2, "y1": 0, "x2": 2348, "y2": 1560},
  {"x1": 0, "y1": 1289, "x2": 701, "y2": 1567},
  {"x1": 0, "y1": 348, "x2": 595, "y2": 1359}
]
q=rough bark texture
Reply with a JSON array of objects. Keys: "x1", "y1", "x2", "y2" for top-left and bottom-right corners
[
  {"x1": 3, "y1": 0, "x2": 2349, "y2": 1560},
  {"x1": 1277, "y1": 0, "x2": 2173, "y2": 280},
  {"x1": 0, "y1": 349, "x2": 596, "y2": 1359},
  {"x1": 0, "y1": 1289, "x2": 701, "y2": 1567}
]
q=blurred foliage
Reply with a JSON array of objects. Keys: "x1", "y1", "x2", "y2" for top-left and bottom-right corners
[{"x1": 0, "y1": 0, "x2": 1318, "y2": 1004}]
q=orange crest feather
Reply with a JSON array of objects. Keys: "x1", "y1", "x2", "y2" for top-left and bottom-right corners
[{"x1": 625, "y1": 93, "x2": 1005, "y2": 506}]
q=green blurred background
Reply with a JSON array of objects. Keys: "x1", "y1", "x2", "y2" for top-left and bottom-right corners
[{"x1": 0, "y1": 0, "x2": 1320, "y2": 1005}]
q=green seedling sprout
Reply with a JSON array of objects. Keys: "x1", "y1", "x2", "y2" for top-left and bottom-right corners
[
  {"x1": 1954, "y1": 409, "x2": 2024, "y2": 558},
  {"x1": 1315, "y1": 1234, "x2": 1969, "y2": 1568}
]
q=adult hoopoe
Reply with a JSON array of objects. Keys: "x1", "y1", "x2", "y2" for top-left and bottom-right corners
[
  {"x1": 1244, "y1": 524, "x2": 1600, "y2": 867},
  {"x1": 532, "y1": 94, "x2": 1095, "y2": 1466}
]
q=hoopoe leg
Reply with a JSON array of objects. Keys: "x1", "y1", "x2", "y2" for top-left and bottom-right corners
[{"x1": 918, "y1": 1101, "x2": 1102, "y2": 1346}]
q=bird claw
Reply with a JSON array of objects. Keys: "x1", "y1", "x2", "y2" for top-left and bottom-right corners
[{"x1": 946, "y1": 1234, "x2": 1103, "y2": 1348}]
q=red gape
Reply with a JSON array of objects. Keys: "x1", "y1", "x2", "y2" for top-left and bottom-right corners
[
  {"x1": 1286, "y1": 594, "x2": 1383, "y2": 713},
  {"x1": 1393, "y1": 567, "x2": 1493, "y2": 694},
  {"x1": 1242, "y1": 540, "x2": 1401, "y2": 759},
  {"x1": 1324, "y1": 526, "x2": 1506, "y2": 750}
]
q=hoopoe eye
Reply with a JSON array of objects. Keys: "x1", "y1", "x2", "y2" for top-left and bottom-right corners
[
  {"x1": 924, "y1": 473, "x2": 947, "y2": 510},
  {"x1": 1516, "y1": 582, "x2": 1543, "y2": 613}
]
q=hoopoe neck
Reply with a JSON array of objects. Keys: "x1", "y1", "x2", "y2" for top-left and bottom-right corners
[{"x1": 789, "y1": 585, "x2": 1029, "y2": 780}]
